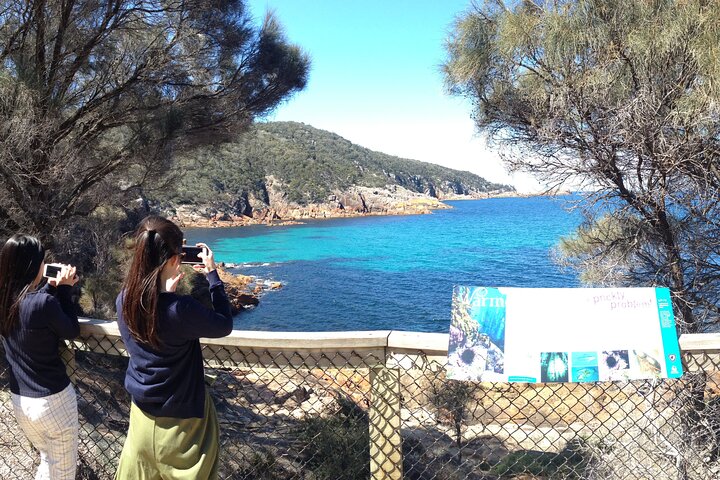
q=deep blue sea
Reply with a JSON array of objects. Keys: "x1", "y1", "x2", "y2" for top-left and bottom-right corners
[{"x1": 185, "y1": 195, "x2": 583, "y2": 332}]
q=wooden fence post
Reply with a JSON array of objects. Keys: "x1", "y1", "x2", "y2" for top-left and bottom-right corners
[
  {"x1": 369, "y1": 366, "x2": 403, "y2": 479},
  {"x1": 60, "y1": 340, "x2": 76, "y2": 381}
]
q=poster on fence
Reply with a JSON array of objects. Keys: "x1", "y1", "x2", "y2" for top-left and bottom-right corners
[{"x1": 446, "y1": 287, "x2": 683, "y2": 383}]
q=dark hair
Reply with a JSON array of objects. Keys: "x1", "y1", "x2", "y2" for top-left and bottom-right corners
[
  {"x1": 122, "y1": 215, "x2": 183, "y2": 348},
  {"x1": 0, "y1": 235, "x2": 45, "y2": 337}
]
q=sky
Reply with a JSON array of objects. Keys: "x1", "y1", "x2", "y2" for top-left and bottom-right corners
[{"x1": 246, "y1": 0, "x2": 543, "y2": 192}]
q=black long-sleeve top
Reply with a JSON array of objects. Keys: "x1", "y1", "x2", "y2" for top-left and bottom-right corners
[
  {"x1": 2, "y1": 283, "x2": 79, "y2": 397},
  {"x1": 116, "y1": 270, "x2": 234, "y2": 418}
]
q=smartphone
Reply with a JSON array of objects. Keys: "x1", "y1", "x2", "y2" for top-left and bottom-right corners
[
  {"x1": 181, "y1": 246, "x2": 205, "y2": 265},
  {"x1": 43, "y1": 263, "x2": 63, "y2": 279}
]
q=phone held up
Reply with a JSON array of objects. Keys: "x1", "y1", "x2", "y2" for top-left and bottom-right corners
[
  {"x1": 43, "y1": 263, "x2": 63, "y2": 280},
  {"x1": 181, "y1": 246, "x2": 206, "y2": 265}
]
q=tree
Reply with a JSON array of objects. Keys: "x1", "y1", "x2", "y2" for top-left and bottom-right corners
[
  {"x1": 0, "y1": 0, "x2": 309, "y2": 248},
  {"x1": 444, "y1": 0, "x2": 720, "y2": 332}
]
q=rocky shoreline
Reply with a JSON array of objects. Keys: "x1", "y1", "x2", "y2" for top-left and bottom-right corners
[
  {"x1": 211, "y1": 265, "x2": 283, "y2": 313},
  {"x1": 169, "y1": 185, "x2": 520, "y2": 229}
]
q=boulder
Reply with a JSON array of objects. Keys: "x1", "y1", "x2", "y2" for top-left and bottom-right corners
[{"x1": 232, "y1": 190, "x2": 253, "y2": 217}]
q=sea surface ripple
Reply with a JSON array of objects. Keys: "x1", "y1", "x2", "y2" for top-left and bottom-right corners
[{"x1": 184, "y1": 195, "x2": 583, "y2": 332}]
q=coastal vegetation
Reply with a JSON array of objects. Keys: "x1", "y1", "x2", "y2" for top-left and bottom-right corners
[
  {"x1": 0, "y1": 0, "x2": 309, "y2": 248},
  {"x1": 153, "y1": 121, "x2": 514, "y2": 221},
  {"x1": 445, "y1": 0, "x2": 720, "y2": 333}
]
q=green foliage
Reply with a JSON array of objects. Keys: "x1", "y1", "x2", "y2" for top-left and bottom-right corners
[
  {"x1": 230, "y1": 448, "x2": 283, "y2": 480},
  {"x1": 80, "y1": 272, "x2": 123, "y2": 320},
  {"x1": 296, "y1": 395, "x2": 370, "y2": 480},
  {"x1": 244, "y1": 450, "x2": 281, "y2": 480},
  {"x1": 445, "y1": 1, "x2": 720, "y2": 331},
  {"x1": 557, "y1": 213, "x2": 650, "y2": 286},
  {"x1": 0, "y1": 0, "x2": 309, "y2": 248},
  {"x1": 431, "y1": 379, "x2": 474, "y2": 463},
  {"x1": 74, "y1": 212, "x2": 134, "y2": 319},
  {"x1": 446, "y1": 0, "x2": 720, "y2": 127},
  {"x1": 489, "y1": 440, "x2": 590, "y2": 478},
  {"x1": 162, "y1": 121, "x2": 513, "y2": 208}
]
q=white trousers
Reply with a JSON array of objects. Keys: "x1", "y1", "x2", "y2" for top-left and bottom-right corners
[{"x1": 11, "y1": 383, "x2": 79, "y2": 480}]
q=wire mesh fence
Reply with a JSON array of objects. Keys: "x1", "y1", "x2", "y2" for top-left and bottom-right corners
[{"x1": 1, "y1": 323, "x2": 719, "y2": 479}]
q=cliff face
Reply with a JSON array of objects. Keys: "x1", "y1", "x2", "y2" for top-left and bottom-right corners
[
  {"x1": 168, "y1": 184, "x2": 455, "y2": 228},
  {"x1": 156, "y1": 121, "x2": 515, "y2": 225}
]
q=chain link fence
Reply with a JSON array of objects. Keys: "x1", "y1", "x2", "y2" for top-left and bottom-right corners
[{"x1": 1, "y1": 321, "x2": 719, "y2": 479}]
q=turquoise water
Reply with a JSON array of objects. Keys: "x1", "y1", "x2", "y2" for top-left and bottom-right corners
[{"x1": 185, "y1": 195, "x2": 583, "y2": 332}]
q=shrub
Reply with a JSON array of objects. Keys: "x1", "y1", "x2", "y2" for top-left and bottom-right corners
[{"x1": 297, "y1": 394, "x2": 370, "y2": 479}]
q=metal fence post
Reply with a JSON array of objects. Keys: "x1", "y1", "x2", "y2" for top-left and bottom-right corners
[{"x1": 369, "y1": 365, "x2": 403, "y2": 479}]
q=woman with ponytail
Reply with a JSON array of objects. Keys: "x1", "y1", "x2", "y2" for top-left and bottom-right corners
[
  {"x1": 0, "y1": 235, "x2": 80, "y2": 479},
  {"x1": 115, "y1": 215, "x2": 233, "y2": 479}
]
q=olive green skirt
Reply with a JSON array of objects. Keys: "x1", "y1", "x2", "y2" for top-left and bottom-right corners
[{"x1": 115, "y1": 391, "x2": 219, "y2": 480}]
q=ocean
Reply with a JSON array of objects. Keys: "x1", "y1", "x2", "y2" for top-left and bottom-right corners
[{"x1": 184, "y1": 195, "x2": 583, "y2": 333}]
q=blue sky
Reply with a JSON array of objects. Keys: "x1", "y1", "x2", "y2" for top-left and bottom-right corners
[{"x1": 247, "y1": 0, "x2": 542, "y2": 192}]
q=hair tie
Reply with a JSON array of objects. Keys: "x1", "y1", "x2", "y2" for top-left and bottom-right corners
[{"x1": 145, "y1": 229, "x2": 157, "y2": 253}]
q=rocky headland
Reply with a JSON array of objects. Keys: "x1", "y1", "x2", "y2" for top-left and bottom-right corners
[
  {"x1": 168, "y1": 183, "x2": 511, "y2": 229},
  {"x1": 153, "y1": 121, "x2": 517, "y2": 228}
]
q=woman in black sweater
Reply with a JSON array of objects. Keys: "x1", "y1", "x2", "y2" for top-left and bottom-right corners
[
  {"x1": 115, "y1": 215, "x2": 233, "y2": 479},
  {"x1": 0, "y1": 234, "x2": 80, "y2": 480}
]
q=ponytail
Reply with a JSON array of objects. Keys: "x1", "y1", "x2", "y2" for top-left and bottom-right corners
[{"x1": 122, "y1": 217, "x2": 183, "y2": 348}]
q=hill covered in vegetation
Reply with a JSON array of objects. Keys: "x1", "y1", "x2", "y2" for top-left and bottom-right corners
[{"x1": 154, "y1": 121, "x2": 514, "y2": 224}]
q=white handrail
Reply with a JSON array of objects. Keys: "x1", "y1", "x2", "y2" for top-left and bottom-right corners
[{"x1": 79, "y1": 318, "x2": 718, "y2": 354}]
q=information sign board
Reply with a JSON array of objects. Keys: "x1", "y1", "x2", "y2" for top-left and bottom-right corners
[{"x1": 447, "y1": 287, "x2": 683, "y2": 382}]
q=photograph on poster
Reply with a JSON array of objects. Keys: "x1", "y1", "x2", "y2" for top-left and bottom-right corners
[
  {"x1": 571, "y1": 352, "x2": 600, "y2": 382},
  {"x1": 540, "y1": 352, "x2": 569, "y2": 382},
  {"x1": 447, "y1": 286, "x2": 506, "y2": 381},
  {"x1": 600, "y1": 350, "x2": 631, "y2": 381},
  {"x1": 632, "y1": 349, "x2": 662, "y2": 377}
]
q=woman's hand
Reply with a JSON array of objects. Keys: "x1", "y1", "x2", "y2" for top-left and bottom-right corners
[
  {"x1": 49, "y1": 264, "x2": 79, "y2": 287},
  {"x1": 164, "y1": 270, "x2": 185, "y2": 293},
  {"x1": 194, "y1": 243, "x2": 216, "y2": 274}
]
